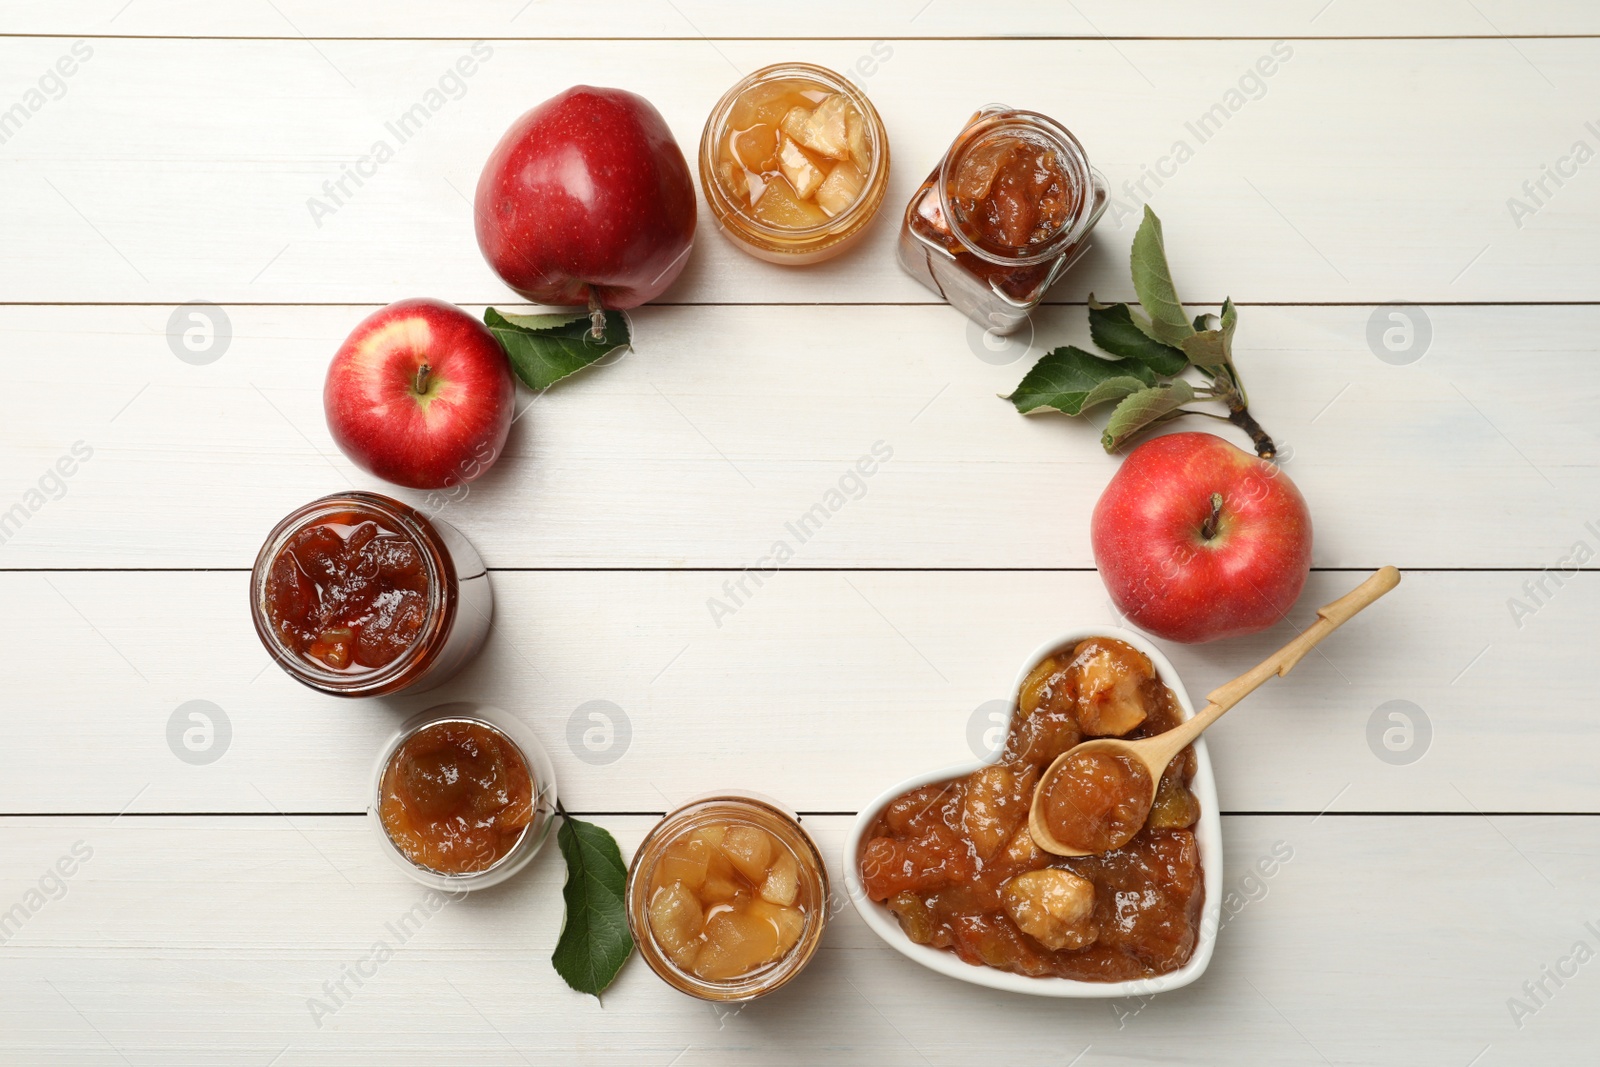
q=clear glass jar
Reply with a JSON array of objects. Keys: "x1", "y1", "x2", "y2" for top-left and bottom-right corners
[
  {"x1": 699, "y1": 62, "x2": 891, "y2": 265},
  {"x1": 250, "y1": 491, "x2": 492, "y2": 697},
  {"x1": 626, "y1": 792, "x2": 830, "y2": 1001},
  {"x1": 369, "y1": 703, "x2": 557, "y2": 891},
  {"x1": 898, "y1": 105, "x2": 1108, "y2": 335}
]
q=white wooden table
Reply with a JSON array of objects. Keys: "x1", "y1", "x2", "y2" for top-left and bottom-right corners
[{"x1": 3, "y1": 3, "x2": 1597, "y2": 1063}]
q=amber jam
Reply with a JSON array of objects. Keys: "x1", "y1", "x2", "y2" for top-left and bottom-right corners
[
  {"x1": 898, "y1": 106, "x2": 1107, "y2": 335},
  {"x1": 700, "y1": 63, "x2": 890, "y2": 265},
  {"x1": 250, "y1": 493, "x2": 492, "y2": 697},
  {"x1": 1043, "y1": 749, "x2": 1154, "y2": 855},
  {"x1": 379, "y1": 720, "x2": 533, "y2": 874},
  {"x1": 370, "y1": 705, "x2": 557, "y2": 891},
  {"x1": 628, "y1": 795, "x2": 829, "y2": 1001},
  {"x1": 858, "y1": 637, "x2": 1203, "y2": 982}
]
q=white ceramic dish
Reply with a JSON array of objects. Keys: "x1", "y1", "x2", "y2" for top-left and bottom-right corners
[{"x1": 842, "y1": 625, "x2": 1223, "y2": 997}]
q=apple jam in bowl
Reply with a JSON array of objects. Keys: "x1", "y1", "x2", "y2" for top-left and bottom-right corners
[
  {"x1": 627, "y1": 794, "x2": 830, "y2": 1001},
  {"x1": 845, "y1": 627, "x2": 1222, "y2": 997},
  {"x1": 250, "y1": 492, "x2": 492, "y2": 697},
  {"x1": 699, "y1": 62, "x2": 890, "y2": 264},
  {"x1": 370, "y1": 703, "x2": 557, "y2": 891}
]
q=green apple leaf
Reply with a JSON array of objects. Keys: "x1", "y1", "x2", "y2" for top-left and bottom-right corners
[
  {"x1": 551, "y1": 812, "x2": 634, "y2": 998},
  {"x1": 1129, "y1": 206, "x2": 1194, "y2": 349},
  {"x1": 485, "y1": 307, "x2": 631, "y2": 392},
  {"x1": 1087, "y1": 298, "x2": 1188, "y2": 377},
  {"x1": 1179, "y1": 297, "x2": 1239, "y2": 372},
  {"x1": 1100, "y1": 380, "x2": 1197, "y2": 453},
  {"x1": 1004, "y1": 345, "x2": 1155, "y2": 416}
]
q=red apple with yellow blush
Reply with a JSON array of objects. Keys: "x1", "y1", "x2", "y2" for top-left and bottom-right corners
[
  {"x1": 1091, "y1": 432, "x2": 1313, "y2": 643},
  {"x1": 324, "y1": 298, "x2": 515, "y2": 491}
]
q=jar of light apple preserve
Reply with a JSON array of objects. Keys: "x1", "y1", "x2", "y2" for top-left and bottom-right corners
[
  {"x1": 898, "y1": 106, "x2": 1108, "y2": 335},
  {"x1": 700, "y1": 62, "x2": 890, "y2": 265},
  {"x1": 627, "y1": 792, "x2": 830, "y2": 1001},
  {"x1": 250, "y1": 492, "x2": 492, "y2": 697}
]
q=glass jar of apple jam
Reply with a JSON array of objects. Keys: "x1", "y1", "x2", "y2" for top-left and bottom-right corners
[
  {"x1": 898, "y1": 106, "x2": 1108, "y2": 335},
  {"x1": 699, "y1": 62, "x2": 890, "y2": 265},
  {"x1": 627, "y1": 793, "x2": 830, "y2": 1001},
  {"x1": 370, "y1": 703, "x2": 557, "y2": 891},
  {"x1": 250, "y1": 492, "x2": 492, "y2": 697}
]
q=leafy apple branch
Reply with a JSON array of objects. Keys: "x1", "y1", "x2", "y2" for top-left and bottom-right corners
[{"x1": 1004, "y1": 206, "x2": 1277, "y2": 458}]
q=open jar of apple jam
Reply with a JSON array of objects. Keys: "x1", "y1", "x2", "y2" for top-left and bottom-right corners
[
  {"x1": 627, "y1": 793, "x2": 830, "y2": 1001},
  {"x1": 370, "y1": 703, "x2": 557, "y2": 890},
  {"x1": 699, "y1": 62, "x2": 890, "y2": 265},
  {"x1": 898, "y1": 106, "x2": 1108, "y2": 335},
  {"x1": 250, "y1": 492, "x2": 492, "y2": 697}
]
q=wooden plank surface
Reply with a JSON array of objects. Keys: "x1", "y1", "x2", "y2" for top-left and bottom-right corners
[
  {"x1": 1, "y1": 303, "x2": 1592, "y2": 569},
  {"x1": 8, "y1": 1, "x2": 1600, "y2": 39},
  {"x1": 0, "y1": 38, "x2": 1597, "y2": 304},
  {"x1": 3, "y1": 569, "x2": 1587, "y2": 814},
  {"x1": 0, "y1": 814, "x2": 1591, "y2": 1065}
]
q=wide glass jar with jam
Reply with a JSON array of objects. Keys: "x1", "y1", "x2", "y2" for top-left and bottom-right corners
[
  {"x1": 627, "y1": 793, "x2": 830, "y2": 1001},
  {"x1": 898, "y1": 105, "x2": 1108, "y2": 335},
  {"x1": 370, "y1": 703, "x2": 557, "y2": 891},
  {"x1": 700, "y1": 62, "x2": 890, "y2": 265},
  {"x1": 250, "y1": 491, "x2": 492, "y2": 697}
]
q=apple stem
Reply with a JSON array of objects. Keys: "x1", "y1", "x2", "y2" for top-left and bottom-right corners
[
  {"x1": 413, "y1": 363, "x2": 432, "y2": 396},
  {"x1": 587, "y1": 291, "x2": 607, "y2": 342},
  {"x1": 1226, "y1": 400, "x2": 1277, "y2": 460},
  {"x1": 1201, "y1": 493, "x2": 1224, "y2": 540}
]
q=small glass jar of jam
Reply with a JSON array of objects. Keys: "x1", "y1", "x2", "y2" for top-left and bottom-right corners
[
  {"x1": 699, "y1": 62, "x2": 890, "y2": 265},
  {"x1": 898, "y1": 105, "x2": 1108, "y2": 335},
  {"x1": 370, "y1": 703, "x2": 557, "y2": 891},
  {"x1": 627, "y1": 792, "x2": 830, "y2": 1001},
  {"x1": 250, "y1": 492, "x2": 492, "y2": 697}
]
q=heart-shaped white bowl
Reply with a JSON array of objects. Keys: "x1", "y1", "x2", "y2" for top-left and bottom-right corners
[{"x1": 843, "y1": 625, "x2": 1223, "y2": 997}]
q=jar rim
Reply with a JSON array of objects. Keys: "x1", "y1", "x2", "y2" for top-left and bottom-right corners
[
  {"x1": 249, "y1": 491, "x2": 458, "y2": 697},
  {"x1": 935, "y1": 106, "x2": 1098, "y2": 268},
  {"x1": 626, "y1": 793, "x2": 831, "y2": 1001},
  {"x1": 698, "y1": 61, "x2": 890, "y2": 247}
]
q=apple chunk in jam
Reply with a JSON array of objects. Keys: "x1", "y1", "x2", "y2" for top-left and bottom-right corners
[
  {"x1": 716, "y1": 77, "x2": 872, "y2": 227},
  {"x1": 262, "y1": 506, "x2": 430, "y2": 672}
]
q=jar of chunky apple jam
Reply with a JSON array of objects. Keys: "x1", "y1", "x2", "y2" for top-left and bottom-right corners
[
  {"x1": 250, "y1": 492, "x2": 492, "y2": 697},
  {"x1": 898, "y1": 106, "x2": 1108, "y2": 335},
  {"x1": 370, "y1": 703, "x2": 557, "y2": 891},
  {"x1": 699, "y1": 62, "x2": 890, "y2": 265},
  {"x1": 627, "y1": 793, "x2": 830, "y2": 1001}
]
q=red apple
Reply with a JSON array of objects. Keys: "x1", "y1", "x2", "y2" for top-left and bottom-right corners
[
  {"x1": 474, "y1": 85, "x2": 696, "y2": 318},
  {"x1": 1091, "y1": 432, "x2": 1313, "y2": 643},
  {"x1": 324, "y1": 298, "x2": 515, "y2": 490}
]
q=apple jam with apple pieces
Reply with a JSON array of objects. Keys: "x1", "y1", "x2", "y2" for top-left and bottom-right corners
[
  {"x1": 378, "y1": 719, "x2": 535, "y2": 874},
  {"x1": 262, "y1": 504, "x2": 432, "y2": 672},
  {"x1": 646, "y1": 821, "x2": 811, "y2": 983},
  {"x1": 715, "y1": 77, "x2": 873, "y2": 228},
  {"x1": 859, "y1": 637, "x2": 1204, "y2": 981}
]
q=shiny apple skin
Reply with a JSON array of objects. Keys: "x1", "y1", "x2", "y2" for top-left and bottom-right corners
[
  {"x1": 324, "y1": 298, "x2": 515, "y2": 491},
  {"x1": 1090, "y1": 432, "x2": 1313, "y2": 644},
  {"x1": 474, "y1": 85, "x2": 697, "y2": 309}
]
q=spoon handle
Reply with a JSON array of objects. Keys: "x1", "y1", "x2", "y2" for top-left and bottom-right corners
[{"x1": 1151, "y1": 566, "x2": 1402, "y2": 762}]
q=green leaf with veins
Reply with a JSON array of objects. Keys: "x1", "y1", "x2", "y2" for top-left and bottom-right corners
[
  {"x1": 1100, "y1": 380, "x2": 1197, "y2": 453},
  {"x1": 1087, "y1": 298, "x2": 1188, "y2": 377},
  {"x1": 1004, "y1": 345, "x2": 1155, "y2": 416},
  {"x1": 551, "y1": 814, "x2": 634, "y2": 997},
  {"x1": 485, "y1": 307, "x2": 631, "y2": 392},
  {"x1": 1180, "y1": 297, "x2": 1240, "y2": 379},
  {"x1": 1129, "y1": 206, "x2": 1194, "y2": 349}
]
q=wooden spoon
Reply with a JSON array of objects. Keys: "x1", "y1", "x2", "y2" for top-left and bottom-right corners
[{"x1": 1029, "y1": 566, "x2": 1402, "y2": 857}]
